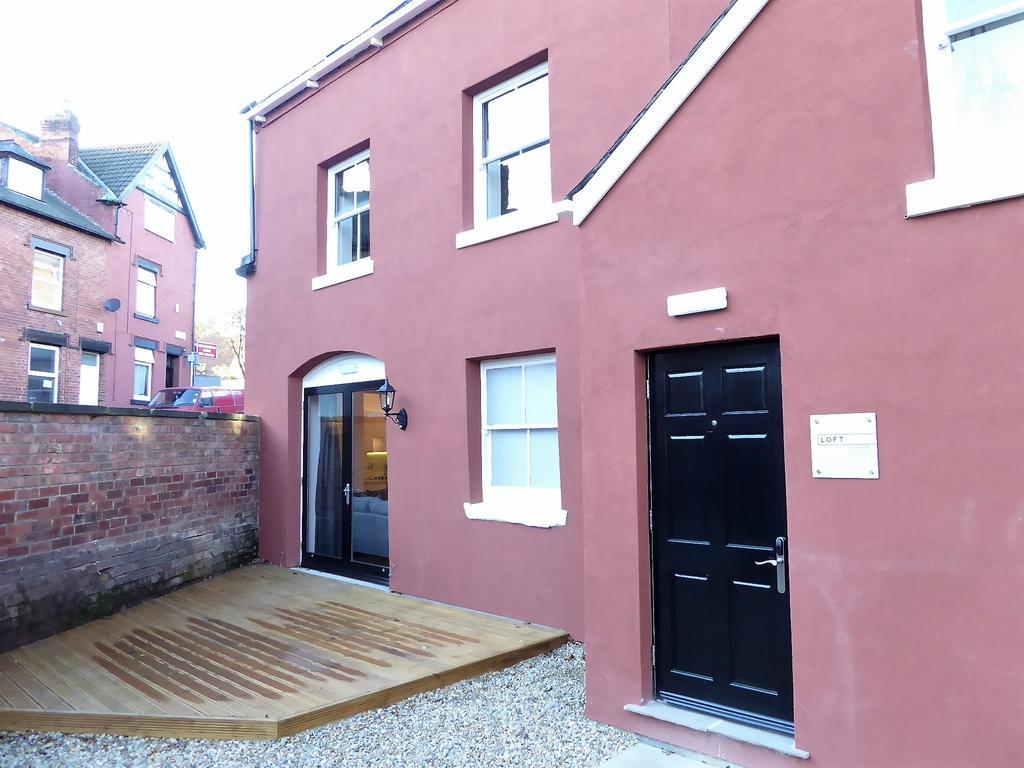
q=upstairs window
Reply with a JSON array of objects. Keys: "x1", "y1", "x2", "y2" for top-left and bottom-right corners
[
  {"x1": 31, "y1": 247, "x2": 64, "y2": 311},
  {"x1": 28, "y1": 344, "x2": 59, "y2": 403},
  {"x1": 6, "y1": 157, "x2": 44, "y2": 199},
  {"x1": 481, "y1": 355, "x2": 560, "y2": 506},
  {"x1": 473, "y1": 64, "x2": 551, "y2": 225},
  {"x1": 144, "y1": 194, "x2": 176, "y2": 241},
  {"x1": 136, "y1": 265, "x2": 157, "y2": 317},
  {"x1": 326, "y1": 151, "x2": 371, "y2": 270},
  {"x1": 909, "y1": 0, "x2": 1024, "y2": 214}
]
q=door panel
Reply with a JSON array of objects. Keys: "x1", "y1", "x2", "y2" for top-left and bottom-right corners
[
  {"x1": 303, "y1": 383, "x2": 389, "y2": 583},
  {"x1": 650, "y1": 339, "x2": 793, "y2": 733}
]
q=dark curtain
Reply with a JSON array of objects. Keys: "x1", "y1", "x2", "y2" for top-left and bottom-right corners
[{"x1": 314, "y1": 417, "x2": 345, "y2": 558}]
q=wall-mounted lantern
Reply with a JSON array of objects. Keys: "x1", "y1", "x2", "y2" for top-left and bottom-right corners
[{"x1": 377, "y1": 379, "x2": 408, "y2": 430}]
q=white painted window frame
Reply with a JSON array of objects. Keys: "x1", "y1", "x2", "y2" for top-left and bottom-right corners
[
  {"x1": 906, "y1": 0, "x2": 1024, "y2": 216},
  {"x1": 136, "y1": 264, "x2": 157, "y2": 317},
  {"x1": 79, "y1": 351, "x2": 100, "y2": 406},
  {"x1": 317, "y1": 150, "x2": 373, "y2": 289},
  {"x1": 143, "y1": 194, "x2": 176, "y2": 242},
  {"x1": 133, "y1": 347, "x2": 154, "y2": 401},
  {"x1": 28, "y1": 343, "x2": 59, "y2": 403},
  {"x1": 465, "y1": 353, "x2": 566, "y2": 528},
  {"x1": 6, "y1": 157, "x2": 44, "y2": 199},
  {"x1": 456, "y1": 63, "x2": 558, "y2": 249},
  {"x1": 30, "y1": 247, "x2": 64, "y2": 311}
]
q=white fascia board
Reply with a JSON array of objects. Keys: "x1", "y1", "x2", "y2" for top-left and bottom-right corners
[
  {"x1": 571, "y1": 0, "x2": 772, "y2": 225},
  {"x1": 244, "y1": 0, "x2": 447, "y2": 120}
]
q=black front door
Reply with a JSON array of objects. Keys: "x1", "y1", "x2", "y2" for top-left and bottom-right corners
[
  {"x1": 302, "y1": 382, "x2": 390, "y2": 584},
  {"x1": 649, "y1": 339, "x2": 794, "y2": 733}
]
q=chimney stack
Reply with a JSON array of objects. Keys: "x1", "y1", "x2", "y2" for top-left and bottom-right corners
[{"x1": 40, "y1": 108, "x2": 80, "y2": 166}]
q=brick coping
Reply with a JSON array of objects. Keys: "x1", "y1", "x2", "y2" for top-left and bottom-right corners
[{"x1": 0, "y1": 400, "x2": 258, "y2": 421}]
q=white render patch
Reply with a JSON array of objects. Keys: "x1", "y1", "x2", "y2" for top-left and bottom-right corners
[
  {"x1": 175, "y1": 330, "x2": 187, "y2": 340},
  {"x1": 810, "y1": 412, "x2": 879, "y2": 479},
  {"x1": 667, "y1": 287, "x2": 727, "y2": 317}
]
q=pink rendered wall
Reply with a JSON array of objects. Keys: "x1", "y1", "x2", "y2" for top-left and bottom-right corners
[
  {"x1": 576, "y1": 2, "x2": 1024, "y2": 767},
  {"x1": 104, "y1": 188, "x2": 197, "y2": 407},
  {"x1": 246, "y1": 0, "x2": 688, "y2": 639}
]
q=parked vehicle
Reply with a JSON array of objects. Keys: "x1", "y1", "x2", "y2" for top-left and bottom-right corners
[{"x1": 147, "y1": 387, "x2": 244, "y2": 414}]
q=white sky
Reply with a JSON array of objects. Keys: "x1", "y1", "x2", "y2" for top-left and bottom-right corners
[{"x1": 0, "y1": 0, "x2": 398, "y2": 325}]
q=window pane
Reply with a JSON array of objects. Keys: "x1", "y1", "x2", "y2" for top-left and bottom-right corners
[
  {"x1": 484, "y1": 74, "x2": 549, "y2": 158},
  {"x1": 529, "y1": 428, "x2": 560, "y2": 489},
  {"x1": 486, "y1": 365, "x2": 523, "y2": 425},
  {"x1": 336, "y1": 216, "x2": 355, "y2": 265},
  {"x1": 29, "y1": 346, "x2": 57, "y2": 373},
  {"x1": 337, "y1": 159, "x2": 370, "y2": 216},
  {"x1": 951, "y1": 20, "x2": 1024, "y2": 170},
  {"x1": 137, "y1": 280, "x2": 156, "y2": 316},
  {"x1": 356, "y1": 210, "x2": 370, "y2": 261},
  {"x1": 486, "y1": 143, "x2": 552, "y2": 218},
  {"x1": 491, "y1": 429, "x2": 528, "y2": 486},
  {"x1": 138, "y1": 267, "x2": 157, "y2": 286},
  {"x1": 946, "y1": 0, "x2": 1005, "y2": 23},
  {"x1": 336, "y1": 169, "x2": 355, "y2": 216},
  {"x1": 32, "y1": 251, "x2": 62, "y2": 309},
  {"x1": 134, "y1": 363, "x2": 150, "y2": 398},
  {"x1": 524, "y1": 362, "x2": 557, "y2": 424},
  {"x1": 27, "y1": 375, "x2": 56, "y2": 403},
  {"x1": 7, "y1": 159, "x2": 44, "y2": 199}
]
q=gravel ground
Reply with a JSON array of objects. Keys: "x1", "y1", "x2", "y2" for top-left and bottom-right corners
[{"x1": 0, "y1": 643, "x2": 635, "y2": 768}]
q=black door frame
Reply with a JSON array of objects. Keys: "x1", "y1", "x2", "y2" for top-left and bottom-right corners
[
  {"x1": 301, "y1": 380, "x2": 390, "y2": 585},
  {"x1": 646, "y1": 337, "x2": 795, "y2": 735}
]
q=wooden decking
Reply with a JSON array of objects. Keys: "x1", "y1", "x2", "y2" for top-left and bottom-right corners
[{"x1": 0, "y1": 565, "x2": 566, "y2": 740}]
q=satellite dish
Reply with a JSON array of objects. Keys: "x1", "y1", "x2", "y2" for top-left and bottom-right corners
[{"x1": 103, "y1": 298, "x2": 121, "y2": 312}]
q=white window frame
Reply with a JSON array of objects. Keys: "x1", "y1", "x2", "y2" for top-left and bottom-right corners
[
  {"x1": 316, "y1": 149, "x2": 373, "y2": 289},
  {"x1": 6, "y1": 157, "x2": 44, "y2": 199},
  {"x1": 143, "y1": 194, "x2": 176, "y2": 242},
  {"x1": 30, "y1": 247, "x2": 64, "y2": 311},
  {"x1": 464, "y1": 353, "x2": 566, "y2": 528},
  {"x1": 79, "y1": 351, "x2": 100, "y2": 406},
  {"x1": 907, "y1": 0, "x2": 1024, "y2": 216},
  {"x1": 28, "y1": 343, "x2": 59, "y2": 403},
  {"x1": 456, "y1": 63, "x2": 559, "y2": 249},
  {"x1": 136, "y1": 265, "x2": 157, "y2": 317},
  {"x1": 134, "y1": 347, "x2": 155, "y2": 401}
]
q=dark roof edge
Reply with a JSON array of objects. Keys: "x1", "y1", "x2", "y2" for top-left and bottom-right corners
[
  {"x1": 566, "y1": 0, "x2": 739, "y2": 200},
  {"x1": 0, "y1": 191, "x2": 114, "y2": 241}
]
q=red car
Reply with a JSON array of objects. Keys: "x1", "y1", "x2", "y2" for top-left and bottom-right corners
[{"x1": 147, "y1": 387, "x2": 244, "y2": 414}]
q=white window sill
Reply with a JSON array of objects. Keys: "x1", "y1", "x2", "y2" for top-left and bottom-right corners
[
  {"x1": 463, "y1": 501, "x2": 567, "y2": 528},
  {"x1": 312, "y1": 258, "x2": 374, "y2": 290},
  {"x1": 455, "y1": 205, "x2": 561, "y2": 249},
  {"x1": 625, "y1": 701, "x2": 809, "y2": 760},
  {"x1": 905, "y1": 175, "x2": 1024, "y2": 218}
]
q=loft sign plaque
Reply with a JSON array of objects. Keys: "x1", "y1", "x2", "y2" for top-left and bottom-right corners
[{"x1": 809, "y1": 412, "x2": 878, "y2": 479}]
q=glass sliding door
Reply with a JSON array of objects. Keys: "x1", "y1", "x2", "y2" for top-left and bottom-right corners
[{"x1": 302, "y1": 383, "x2": 390, "y2": 583}]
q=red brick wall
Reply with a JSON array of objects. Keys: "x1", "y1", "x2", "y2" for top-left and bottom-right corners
[
  {"x1": 0, "y1": 404, "x2": 259, "y2": 651},
  {"x1": 0, "y1": 205, "x2": 110, "y2": 404}
]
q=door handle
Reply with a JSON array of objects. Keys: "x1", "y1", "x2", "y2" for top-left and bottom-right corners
[
  {"x1": 753, "y1": 536, "x2": 787, "y2": 594},
  {"x1": 343, "y1": 482, "x2": 351, "y2": 504}
]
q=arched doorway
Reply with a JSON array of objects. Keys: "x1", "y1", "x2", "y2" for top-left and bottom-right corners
[{"x1": 302, "y1": 354, "x2": 390, "y2": 584}]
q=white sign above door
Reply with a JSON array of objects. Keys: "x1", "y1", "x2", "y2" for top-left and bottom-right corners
[{"x1": 809, "y1": 412, "x2": 879, "y2": 479}]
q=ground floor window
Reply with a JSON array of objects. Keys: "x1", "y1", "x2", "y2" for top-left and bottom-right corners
[
  {"x1": 79, "y1": 351, "x2": 100, "y2": 406},
  {"x1": 28, "y1": 343, "x2": 59, "y2": 403},
  {"x1": 481, "y1": 354, "x2": 560, "y2": 503},
  {"x1": 134, "y1": 347, "x2": 155, "y2": 401}
]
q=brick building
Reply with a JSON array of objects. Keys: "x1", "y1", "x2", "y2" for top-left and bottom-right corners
[
  {"x1": 0, "y1": 139, "x2": 113, "y2": 404},
  {"x1": 0, "y1": 111, "x2": 204, "y2": 407}
]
